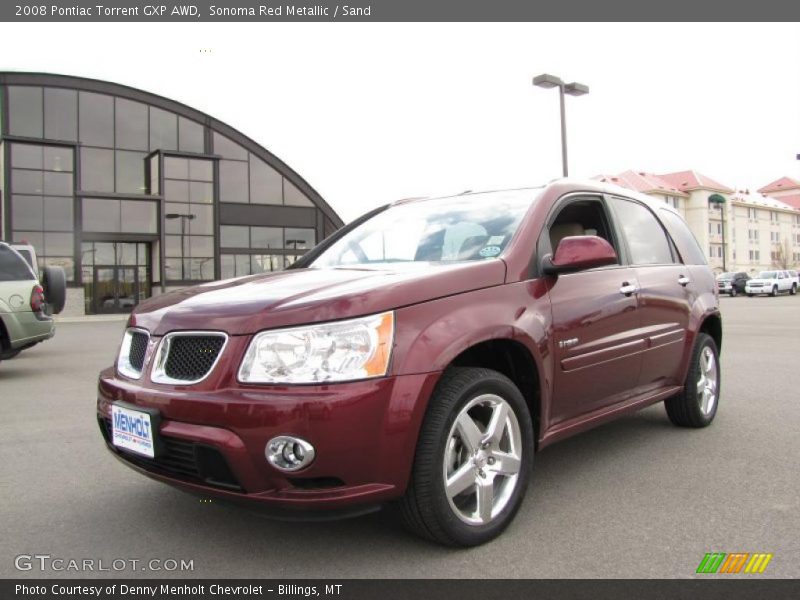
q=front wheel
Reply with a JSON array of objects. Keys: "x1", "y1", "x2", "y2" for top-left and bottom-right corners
[
  {"x1": 665, "y1": 333, "x2": 720, "y2": 428},
  {"x1": 729, "y1": 287, "x2": 737, "y2": 297},
  {"x1": 791, "y1": 284, "x2": 797, "y2": 296},
  {"x1": 398, "y1": 367, "x2": 534, "y2": 546},
  {"x1": 771, "y1": 286, "x2": 778, "y2": 297}
]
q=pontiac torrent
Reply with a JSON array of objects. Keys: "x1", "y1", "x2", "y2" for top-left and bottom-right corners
[{"x1": 97, "y1": 180, "x2": 722, "y2": 546}]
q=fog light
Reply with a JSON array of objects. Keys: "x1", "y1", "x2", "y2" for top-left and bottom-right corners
[{"x1": 266, "y1": 436, "x2": 315, "y2": 472}]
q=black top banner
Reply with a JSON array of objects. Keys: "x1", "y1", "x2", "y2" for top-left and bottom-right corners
[{"x1": 3, "y1": 0, "x2": 800, "y2": 22}]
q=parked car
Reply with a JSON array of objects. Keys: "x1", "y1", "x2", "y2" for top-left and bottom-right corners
[
  {"x1": 745, "y1": 270, "x2": 796, "y2": 297},
  {"x1": 788, "y1": 270, "x2": 800, "y2": 291},
  {"x1": 0, "y1": 242, "x2": 66, "y2": 363},
  {"x1": 716, "y1": 271, "x2": 749, "y2": 297},
  {"x1": 97, "y1": 180, "x2": 722, "y2": 546}
]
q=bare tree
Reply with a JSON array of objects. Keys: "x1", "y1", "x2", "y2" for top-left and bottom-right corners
[{"x1": 771, "y1": 237, "x2": 793, "y2": 270}]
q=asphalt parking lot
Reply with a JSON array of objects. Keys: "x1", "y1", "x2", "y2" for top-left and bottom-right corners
[{"x1": 1, "y1": 296, "x2": 798, "y2": 579}]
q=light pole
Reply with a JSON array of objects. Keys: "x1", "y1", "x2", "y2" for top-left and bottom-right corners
[
  {"x1": 532, "y1": 73, "x2": 590, "y2": 177},
  {"x1": 165, "y1": 212, "x2": 196, "y2": 280}
]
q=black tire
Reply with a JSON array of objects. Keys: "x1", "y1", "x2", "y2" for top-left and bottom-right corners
[
  {"x1": 398, "y1": 367, "x2": 534, "y2": 546},
  {"x1": 665, "y1": 333, "x2": 720, "y2": 428},
  {"x1": 41, "y1": 266, "x2": 66, "y2": 314},
  {"x1": 729, "y1": 287, "x2": 737, "y2": 297},
  {"x1": 747, "y1": 293, "x2": 754, "y2": 297},
  {"x1": 770, "y1": 285, "x2": 778, "y2": 297},
  {"x1": 791, "y1": 284, "x2": 797, "y2": 296}
]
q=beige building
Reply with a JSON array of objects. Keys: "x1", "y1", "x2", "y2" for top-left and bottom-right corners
[{"x1": 595, "y1": 170, "x2": 800, "y2": 274}]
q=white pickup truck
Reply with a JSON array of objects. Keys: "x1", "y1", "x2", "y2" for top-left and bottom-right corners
[{"x1": 744, "y1": 270, "x2": 798, "y2": 297}]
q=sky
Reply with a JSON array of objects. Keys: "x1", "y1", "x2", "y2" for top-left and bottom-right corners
[{"x1": 2, "y1": 22, "x2": 799, "y2": 221}]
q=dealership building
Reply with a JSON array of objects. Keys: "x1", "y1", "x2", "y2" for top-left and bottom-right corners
[{"x1": 0, "y1": 72, "x2": 343, "y2": 315}]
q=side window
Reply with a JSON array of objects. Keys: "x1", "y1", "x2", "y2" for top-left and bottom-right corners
[
  {"x1": 0, "y1": 245, "x2": 36, "y2": 281},
  {"x1": 548, "y1": 198, "x2": 618, "y2": 259},
  {"x1": 608, "y1": 198, "x2": 674, "y2": 265},
  {"x1": 658, "y1": 209, "x2": 706, "y2": 265}
]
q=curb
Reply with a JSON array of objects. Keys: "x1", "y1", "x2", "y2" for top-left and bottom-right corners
[{"x1": 55, "y1": 315, "x2": 129, "y2": 324}]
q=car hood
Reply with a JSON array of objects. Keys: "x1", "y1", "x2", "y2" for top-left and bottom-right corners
[
  {"x1": 747, "y1": 278, "x2": 774, "y2": 285},
  {"x1": 130, "y1": 260, "x2": 507, "y2": 336}
]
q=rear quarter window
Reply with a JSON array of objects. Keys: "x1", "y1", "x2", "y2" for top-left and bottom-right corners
[
  {"x1": 0, "y1": 245, "x2": 36, "y2": 281},
  {"x1": 658, "y1": 209, "x2": 707, "y2": 265}
]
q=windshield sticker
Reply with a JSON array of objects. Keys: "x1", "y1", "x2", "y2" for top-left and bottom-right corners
[
  {"x1": 487, "y1": 235, "x2": 505, "y2": 246},
  {"x1": 479, "y1": 246, "x2": 502, "y2": 258}
]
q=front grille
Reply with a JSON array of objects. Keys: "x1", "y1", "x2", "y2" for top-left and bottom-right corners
[
  {"x1": 128, "y1": 331, "x2": 149, "y2": 372},
  {"x1": 100, "y1": 417, "x2": 242, "y2": 491},
  {"x1": 152, "y1": 332, "x2": 227, "y2": 384}
]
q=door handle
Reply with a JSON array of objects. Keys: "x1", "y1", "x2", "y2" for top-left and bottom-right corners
[
  {"x1": 619, "y1": 282, "x2": 638, "y2": 296},
  {"x1": 678, "y1": 275, "x2": 690, "y2": 286}
]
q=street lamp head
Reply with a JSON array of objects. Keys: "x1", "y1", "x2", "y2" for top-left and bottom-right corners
[
  {"x1": 165, "y1": 213, "x2": 180, "y2": 220},
  {"x1": 564, "y1": 82, "x2": 590, "y2": 96},
  {"x1": 533, "y1": 73, "x2": 564, "y2": 89}
]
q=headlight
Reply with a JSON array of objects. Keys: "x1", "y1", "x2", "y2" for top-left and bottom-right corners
[{"x1": 238, "y1": 311, "x2": 394, "y2": 384}]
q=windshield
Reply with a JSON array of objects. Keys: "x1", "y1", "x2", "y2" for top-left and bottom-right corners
[
  {"x1": 758, "y1": 271, "x2": 777, "y2": 279},
  {"x1": 717, "y1": 273, "x2": 733, "y2": 280},
  {"x1": 309, "y1": 190, "x2": 535, "y2": 268},
  {"x1": 0, "y1": 245, "x2": 36, "y2": 281}
]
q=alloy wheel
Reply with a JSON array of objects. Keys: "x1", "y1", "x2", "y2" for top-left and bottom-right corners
[
  {"x1": 696, "y1": 346, "x2": 718, "y2": 416},
  {"x1": 442, "y1": 394, "x2": 522, "y2": 525}
]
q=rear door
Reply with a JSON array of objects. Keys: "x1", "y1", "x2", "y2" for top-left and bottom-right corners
[
  {"x1": 607, "y1": 197, "x2": 692, "y2": 394},
  {"x1": 544, "y1": 195, "x2": 645, "y2": 425}
]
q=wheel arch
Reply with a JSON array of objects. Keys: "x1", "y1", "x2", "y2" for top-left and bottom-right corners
[
  {"x1": 445, "y1": 337, "x2": 544, "y2": 447},
  {"x1": 699, "y1": 312, "x2": 722, "y2": 354}
]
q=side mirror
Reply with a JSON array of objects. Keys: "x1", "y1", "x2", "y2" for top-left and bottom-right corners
[{"x1": 542, "y1": 235, "x2": 618, "y2": 275}]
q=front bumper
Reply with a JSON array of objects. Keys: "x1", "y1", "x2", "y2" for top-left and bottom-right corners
[{"x1": 97, "y1": 368, "x2": 439, "y2": 513}]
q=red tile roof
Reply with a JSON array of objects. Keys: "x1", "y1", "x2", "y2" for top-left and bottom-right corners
[
  {"x1": 775, "y1": 193, "x2": 800, "y2": 210},
  {"x1": 657, "y1": 170, "x2": 734, "y2": 194},
  {"x1": 593, "y1": 170, "x2": 689, "y2": 197},
  {"x1": 757, "y1": 177, "x2": 800, "y2": 194}
]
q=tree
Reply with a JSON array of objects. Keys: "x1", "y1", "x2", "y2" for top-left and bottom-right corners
[{"x1": 771, "y1": 237, "x2": 793, "y2": 270}]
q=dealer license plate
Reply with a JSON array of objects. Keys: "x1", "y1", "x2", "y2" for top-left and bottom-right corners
[{"x1": 111, "y1": 404, "x2": 155, "y2": 458}]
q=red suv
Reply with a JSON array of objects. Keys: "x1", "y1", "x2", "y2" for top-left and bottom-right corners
[{"x1": 97, "y1": 180, "x2": 722, "y2": 546}]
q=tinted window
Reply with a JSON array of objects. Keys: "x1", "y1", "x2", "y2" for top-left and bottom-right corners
[
  {"x1": 251, "y1": 227, "x2": 283, "y2": 249},
  {"x1": 0, "y1": 245, "x2": 35, "y2": 281},
  {"x1": 220, "y1": 226, "x2": 249, "y2": 248},
  {"x1": 284, "y1": 228, "x2": 315, "y2": 250},
  {"x1": 213, "y1": 132, "x2": 248, "y2": 160},
  {"x1": 115, "y1": 150, "x2": 146, "y2": 193},
  {"x1": 219, "y1": 160, "x2": 248, "y2": 203},
  {"x1": 178, "y1": 117, "x2": 205, "y2": 153},
  {"x1": 120, "y1": 201, "x2": 158, "y2": 233},
  {"x1": 115, "y1": 98, "x2": 148, "y2": 150},
  {"x1": 150, "y1": 107, "x2": 177, "y2": 151},
  {"x1": 610, "y1": 198, "x2": 674, "y2": 265},
  {"x1": 80, "y1": 148, "x2": 114, "y2": 192},
  {"x1": 249, "y1": 156, "x2": 283, "y2": 204},
  {"x1": 44, "y1": 88, "x2": 78, "y2": 141},
  {"x1": 658, "y1": 209, "x2": 706, "y2": 265},
  {"x1": 284, "y1": 180, "x2": 314, "y2": 207},
  {"x1": 8, "y1": 87, "x2": 43, "y2": 138},
  {"x1": 79, "y1": 92, "x2": 114, "y2": 146}
]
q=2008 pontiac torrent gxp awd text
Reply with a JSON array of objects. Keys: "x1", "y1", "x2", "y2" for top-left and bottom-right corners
[{"x1": 97, "y1": 179, "x2": 722, "y2": 546}]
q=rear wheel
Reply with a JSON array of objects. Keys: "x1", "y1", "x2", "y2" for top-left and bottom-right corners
[
  {"x1": 398, "y1": 367, "x2": 534, "y2": 546},
  {"x1": 665, "y1": 333, "x2": 720, "y2": 428}
]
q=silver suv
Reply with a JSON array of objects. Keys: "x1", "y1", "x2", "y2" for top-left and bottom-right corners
[{"x1": 0, "y1": 242, "x2": 66, "y2": 363}]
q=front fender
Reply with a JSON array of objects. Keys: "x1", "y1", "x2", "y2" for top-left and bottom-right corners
[{"x1": 391, "y1": 279, "x2": 554, "y2": 418}]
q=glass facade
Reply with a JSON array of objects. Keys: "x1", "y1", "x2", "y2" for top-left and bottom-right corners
[{"x1": 0, "y1": 74, "x2": 342, "y2": 314}]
